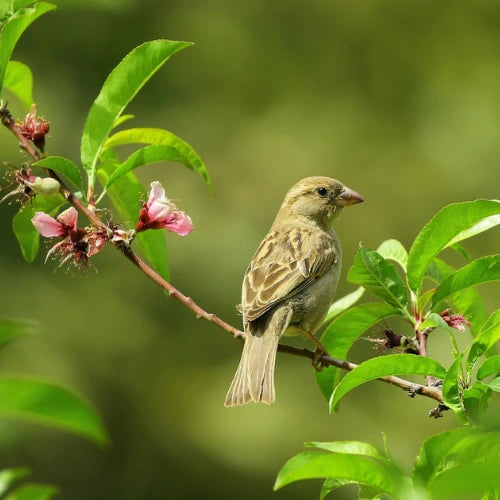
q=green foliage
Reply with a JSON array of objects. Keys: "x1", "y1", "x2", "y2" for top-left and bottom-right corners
[
  {"x1": 0, "y1": 468, "x2": 30, "y2": 495},
  {"x1": 407, "y1": 199, "x2": 500, "y2": 293},
  {"x1": 0, "y1": 1, "x2": 56, "y2": 104},
  {"x1": 347, "y1": 246, "x2": 408, "y2": 312},
  {"x1": 5, "y1": 483, "x2": 58, "y2": 500},
  {"x1": 317, "y1": 303, "x2": 399, "y2": 399},
  {"x1": 4, "y1": 60, "x2": 33, "y2": 108},
  {"x1": 432, "y1": 255, "x2": 500, "y2": 306},
  {"x1": 0, "y1": 377, "x2": 109, "y2": 446},
  {"x1": 467, "y1": 311, "x2": 500, "y2": 371},
  {"x1": 329, "y1": 355, "x2": 446, "y2": 412},
  {"x1": 278, "y1": 429, "x2": 500, "y2": 499},
  {"x1": 80, "y1": 39, "x2": 192, "y2": 185},
  {"x1": 275, "y1": 443, "x2": 410, "y2": 498},
  {"x1": 33, "y1": 157, "x2": 83, "y2": 191},
  {"x1": 283, "y1": 198, "x2": 499, "y2": 497},
  {"x1": 102, "y1": 127, "x2": 211, "y2": 189}
]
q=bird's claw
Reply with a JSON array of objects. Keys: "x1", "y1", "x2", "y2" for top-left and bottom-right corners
[{"x1": 312, "y1": 347, "x2": 327, "y2": 372}]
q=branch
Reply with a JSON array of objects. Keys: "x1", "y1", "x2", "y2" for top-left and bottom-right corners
[
  {"x1": 1, "y1": 106, "x2": 444, "y2": 407},
  {"x1": 122, "y1": 247, "x2": 443, "y2": 405},
  {"x1": 416, "y1": 326, "x2": 436, "y2": 387}
]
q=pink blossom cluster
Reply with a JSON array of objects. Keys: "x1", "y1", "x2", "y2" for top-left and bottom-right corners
[{"x1": 31, "y1": 181, "x2": 193, "y2": 268}]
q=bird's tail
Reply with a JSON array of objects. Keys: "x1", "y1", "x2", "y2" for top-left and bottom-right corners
[{"x1": 224, "y1": 326, "x2": 280, "y2": 407}]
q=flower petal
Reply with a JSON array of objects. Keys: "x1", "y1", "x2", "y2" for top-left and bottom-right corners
[
  {"x1": 147, "y1": 181, "x2": 166, "y2": 208},
  {"x1": 57, "y1": 207, "x2": 78, "y2": 231},
  {"x1": 148, "y1": 199, "x2": 175, "y2": 221},
  {"x1": 32, "y1": 212, "x2": 65, "y2": 237},
  {"x1": 166, "y1": 211, "x2": 194, "y2": 236}
]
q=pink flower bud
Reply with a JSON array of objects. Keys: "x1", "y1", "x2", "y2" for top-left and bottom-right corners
[{"x1": 18, "y1": 104, "x2": 50, "y2": 150}]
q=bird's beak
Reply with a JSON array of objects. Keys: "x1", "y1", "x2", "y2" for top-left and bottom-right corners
[{"x1": 335, "y1": 186, "x2": 364, "y2": 206}]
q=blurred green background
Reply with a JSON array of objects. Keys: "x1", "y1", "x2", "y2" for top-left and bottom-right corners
[{"x1": 1, "y1": 0, "x2": 499, "y2": 498}]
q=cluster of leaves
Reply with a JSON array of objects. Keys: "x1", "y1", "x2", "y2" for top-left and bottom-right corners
[
  {"x1": 278, "y1": 199, "x2": 500, "y2": 498},
  {"x1": 1, "y1": 1, "x2": 210, "y2": 276},
  {"x1": 0, "y1": 319, "x2": 108, "y2": 499},
  {"x1": 276, "y1": 427, "x2": 500, "y2": 499}
]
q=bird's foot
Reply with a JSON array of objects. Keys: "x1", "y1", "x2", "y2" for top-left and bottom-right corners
[{"x1": 312, "y1": 345, "x2": 329, "y2": 372}]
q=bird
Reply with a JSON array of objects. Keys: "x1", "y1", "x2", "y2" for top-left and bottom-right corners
[{"x1": 225, "y1": 176, "x2": 363, "y2": 407}]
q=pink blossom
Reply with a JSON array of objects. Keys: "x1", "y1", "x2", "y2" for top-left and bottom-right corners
[
  {"x1": 32, "y1": 212, "x2": 67, "y2": 237},
  {"x1": 31, "y1": 207, "x2": 106, "y2": 268},
  {"x1": 136, "y1": 181, "x2": 194, "y2": 236}
]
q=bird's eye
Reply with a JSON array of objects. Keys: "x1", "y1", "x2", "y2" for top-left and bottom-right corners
[{"x1": 316, "y1": 187, "x2": 328, "y2": 198}]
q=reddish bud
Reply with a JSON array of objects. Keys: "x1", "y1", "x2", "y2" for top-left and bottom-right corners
[
  {"x1": 440, "y1": 308, "x2": 470, "y2": 332},
  {"x1": 18, "y1": 104, "x2": 50, "y2": 150}
]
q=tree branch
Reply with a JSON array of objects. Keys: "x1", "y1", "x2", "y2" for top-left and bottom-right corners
[{"x1": 1, "y1": 106, "x2": 444, "y2": 407}]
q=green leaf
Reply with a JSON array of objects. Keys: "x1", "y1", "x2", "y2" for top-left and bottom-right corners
[
  {"x1": 4, "y1": 60, "x2": 32, "y2": 108},
  {"x1": 428, "y1": 462, "x2": 500, "y2": 500},
  {"x1": 32, "y1": 157, "x2": 83, "y2": 192},
  {"x1": 420, "y1": 313, "x2": 459, "y2": 356},
  {"x1": 483, "y1": 376, "x2": 500, "y2": 392},
  {"x1": 13, "y1": 1, "x2": 38, "y2": 11},
  {"x1": 5, "y1": 483, "x2": 58, "y2": 500},
  {"x1": 111, "y1": 113, "x2": 134, "y2": 129},
  {"x1": 0, "y1": 318, "x2": 36, "y2": 348},
  {"x1": 347, "y1": 246, "x2": 408, "y2": 311},
  {"x1": 306, "y1": 441, "x2": 389, "y2": 464},
  {"x1": 322, "y1": 287, "x2": 365, "y2": 325},
  {"x1": 12, "y1": 194, "x2": 66, "y2": 263},
  {"x1": 0, "y1": 377, "x2": 109, "y2": 446},
  {"x1": 442, "y1": 354, "x2": 464, "y2": 415},
  {"x1": 467, "y1": 314, "x2": 500, "y2": 371},
  {"x1": 104, "y1": 145, "x2": 185, "y2": 190},
  {"x1": 450, "y1": 242, "x2": 472, "y2": 262},
  {"x1": 418, "y1": 431, "x2": 500, "y2": 498},
  {"x1": 80, "y1": 40, "x2": 192, "y2": 179},
  {"x1": 432, "y1": 255, "x2": 500, "y2": 306},
  {"x1": 97, "y1": 159, "x2": 169, "y2": 280},
  {"x1": 320, "y1": 478, "x2": 353, "y2": 500},
  {"x1": 329, "y1": 354, "x2": 446, "y2": 412},
  {"x1": 413, "y1": 427, "x2": 483, "y2": 486},
  {"x1": 274, "y1": 450, "x2": 408, "y2": 496},
  {"x1": 0, "y1": 2, "x2": 56, "y2": 102},
  {"x1": 376, "y1": 239, "x2": 408, "y2": 270},
  {"x1": 12, "y1": 205, "x2": 39, "y2": 263},
  {"x1": 477, "y1": 354, "x2": 500, "y2": 381},
  {"x1": 0, "y1": 468, "x2": 30, "y2": 496},
  {"x1": 407, "y1": 199, "x2": 500, "y2": 293},
  {"x1": 317, "y1": 303, "x2": 400, "y2": 400},
  {"x1": 103, "y1": 127, "x2": 211, "y2": 189},
  {"x1": 480, "y1": 310, "x2": 500, "y2": 335},
  {"x1": 463, "y1": 381, "x2": 491, "y2": 424}
]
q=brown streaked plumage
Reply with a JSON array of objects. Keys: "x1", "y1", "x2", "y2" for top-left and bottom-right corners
[{"x1": 225, "y1": 176, "x2": 363, "y2": 407}]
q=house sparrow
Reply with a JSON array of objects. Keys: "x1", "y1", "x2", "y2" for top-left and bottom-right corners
[{"x1": 225, "y1": 176, "x2": 363, "y2": 407}]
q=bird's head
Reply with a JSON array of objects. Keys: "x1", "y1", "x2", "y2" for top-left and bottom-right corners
[{"x1": 279, "y1": 176, "x2": 363, "y2": 224}]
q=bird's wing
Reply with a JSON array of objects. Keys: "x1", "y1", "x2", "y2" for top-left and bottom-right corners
[{"x1": 242, "y1": 227, "x2": 337, "y2": 322}]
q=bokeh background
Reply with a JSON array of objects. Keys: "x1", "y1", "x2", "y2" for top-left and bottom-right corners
[{"x1": 1, "y1": 1, "x2": 499, "y2": 498}]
